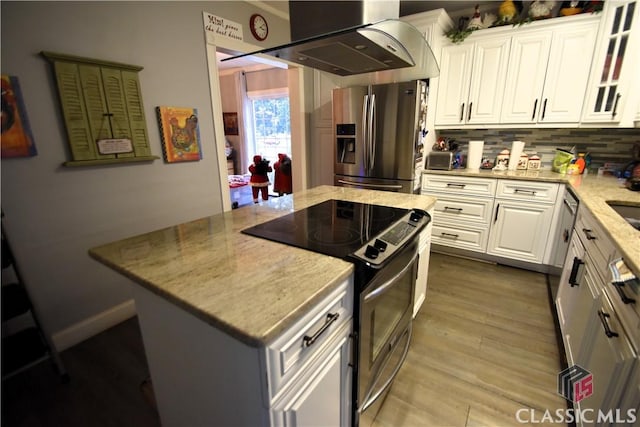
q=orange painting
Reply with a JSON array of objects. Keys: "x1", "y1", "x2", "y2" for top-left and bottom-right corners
[
  {"x1": 1, "y1": 75, "x2": 37, "y2": 158},
  {"x1": 156, "y1": 106, "x2": 202, "y2": 163}
]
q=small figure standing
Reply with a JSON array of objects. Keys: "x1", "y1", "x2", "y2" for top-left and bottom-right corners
[
  {"x1": 249, "y1": 155, "x2": 272, "y2": 203},
  {"x1": 273, "y1": 153, "x2": 293, "y2": 196}
]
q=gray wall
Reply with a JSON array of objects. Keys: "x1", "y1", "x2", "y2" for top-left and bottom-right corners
[{"x1": 0, "y1": 1, "x2": 288, "y2": 348}]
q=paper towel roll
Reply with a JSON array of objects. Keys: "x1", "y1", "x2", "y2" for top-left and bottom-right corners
[
  {"x1": 508, "y1": 140, "x2": 525, "y2": 170},
  {"x1": 466, "y1": 140, "x2": 484, "y2": 170}
]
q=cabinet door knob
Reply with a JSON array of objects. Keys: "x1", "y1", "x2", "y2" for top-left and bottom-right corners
[
  {"x1": 532, "y1": 99, "x2": 538, "y2": 121},
  {"x1": 460, "y1": 103, "x2": 465, "y2": 122},
  {"x1": 467, "y1": 102, "x2": 473, "y2": 121},
  {"x1": 541, "y1": 99, "x2": 548, "y2": 120},
  {"x1": 612, "y1": 93, "x2": 621, "y2": 118}
]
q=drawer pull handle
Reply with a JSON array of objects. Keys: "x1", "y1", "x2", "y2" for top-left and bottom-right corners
[
  {"x1": 582, "y1": 228, "x2": 597, "y2": 240},
  {"x1": 303, "y1": 312, "x2": 340, "y2": 347},
  {"x1": 597, "y1": 310, "x2": 619, "y2": 338},
  {"x1": 514, "y1": 189, "x2": 536, "y2": 196},
  {"x1": 612, "y1": 281, "x2": 636, "y2": 304},
  {"x1": 569, "y1": 257, "x2": 584, "y2": 287},
  {"x1": 440, "y1": 232, "x2": 459, "y2": 239},
  {"x1": 446, "y1": 183, "x2": 466, "y2": 189},
  {"x1": 443, "y1": 206, "x2": 463, "y2": 212}
]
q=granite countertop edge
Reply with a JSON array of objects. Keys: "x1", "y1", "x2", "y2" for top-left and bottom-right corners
[
  {"x1": 422, "y1": 169, "x2": 640, "y2": 274},
  {"x1": 89, "y1": 186, "x2": 437, "y2": 348}
]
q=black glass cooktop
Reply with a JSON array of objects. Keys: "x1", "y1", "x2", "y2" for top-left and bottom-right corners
[{"x1": 241, "y1": 199, "x2": 409, "y2": 259}]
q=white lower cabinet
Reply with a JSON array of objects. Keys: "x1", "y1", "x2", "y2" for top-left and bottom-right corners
[
  {"x1": 486, "y1": 200, "x2": 555, "y2": 263},
  {"x1": 271, "y1": 321, "x2": 352, "y2": 427},
  {"x1": 414, "y1": 219, "x2": 432, "y2": 317},
  {"x1": 556, "y1": 205, "x2": 639, "y2": 426},
  {"x1": 133, "y1": 277, "x2": 354, "y2": 427},
  {"x1": 423, "y1": 174, "x2": 562, "y2": 266}
]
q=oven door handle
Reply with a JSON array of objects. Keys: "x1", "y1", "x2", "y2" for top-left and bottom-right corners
[
  {"x1": 363, "y1": 251, "x2": 419, "y2": 302},
  {"x1": 359, "y1": 323, "x2": 412, "y2": 413}
]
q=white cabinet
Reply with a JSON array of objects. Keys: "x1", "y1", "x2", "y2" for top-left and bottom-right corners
[
  {"x1": 422, "y1": 174, "x2": 566, "y2": 266},
  {"x1": 487, "y1": 180, "x2": 560, "y2": 264},
  {"x1": 500, "y1": 32, "x2": 552, "y2": 123},
  {"x1": 501, "y1": 18, "x2": 599, "y2": 124},
  {"x1": 539, "y1": 20, "x2": 599, "y2": 123},
  {"x1": 271, "y1": 321, "x2": 352, "y2": 427},
  {"x1": 133, "y1": 276, "x2": 354, "y2": 427},
  {"x1": 434, "y1": 37, "x2": 511, "y2": 126},
  {"x1": 414, "y1": 220, "x2": 432, "y2": 317},
  {"x1": 578, "y1": 294, "x2": 637, "y2": 424},
  {"x1": 422, "y1": 174, "x2": 496, "y2": 253},
  {"x1": 486, "y1": 200, "x2": 556, "y2": 263},
  {"x1": 556, "y1": 205, "x2": 639, "y2": 424},
  {"x1": 582, "y1": 0, "x2": 640, "y2": 125}
]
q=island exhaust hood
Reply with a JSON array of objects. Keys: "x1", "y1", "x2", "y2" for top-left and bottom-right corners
[{"x1": 223, "y1": 0, "x2": 439, "y2": 79}]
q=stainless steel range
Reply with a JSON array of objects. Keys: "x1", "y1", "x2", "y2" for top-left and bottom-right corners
[{"x1": 242, "y1": 199, "x2": 430, "y2": 426}]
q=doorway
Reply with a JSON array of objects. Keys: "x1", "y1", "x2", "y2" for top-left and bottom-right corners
[{"x1": 216, "y1": 51, "x2": 294, "y2": 208}]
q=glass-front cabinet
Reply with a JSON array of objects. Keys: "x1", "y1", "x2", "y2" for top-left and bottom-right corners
[{"x1": 582, "y1": 1, "x2": 640, "y2": 125}]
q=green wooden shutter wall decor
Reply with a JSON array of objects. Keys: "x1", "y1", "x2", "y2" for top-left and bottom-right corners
[{"x1": 41, "y1": 51, "x2": 158, "y2": 166}]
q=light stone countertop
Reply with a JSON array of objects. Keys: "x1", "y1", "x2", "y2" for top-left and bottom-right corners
[
  {"x1": 89, "y1": 186, "x2": 436, "y2": 348},
  {"x1": 423, "y1": 169, "x2": 640, "y2": 274}
]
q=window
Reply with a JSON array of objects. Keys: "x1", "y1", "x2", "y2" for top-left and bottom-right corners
[
  {"x1": 251, "y1": 96, "x2": 291, "y2": 166},
  {"x1": 41, "y1": 51, "x2": 158, "y2": 167}
]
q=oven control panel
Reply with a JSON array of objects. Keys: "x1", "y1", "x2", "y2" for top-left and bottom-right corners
[{"x1": 351, "y1": 209, "x2": 430, "y2": 266}]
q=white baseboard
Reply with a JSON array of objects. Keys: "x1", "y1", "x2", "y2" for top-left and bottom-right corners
[{"x1": 52, "y1": 299, "x2": 136, "y2": 351}]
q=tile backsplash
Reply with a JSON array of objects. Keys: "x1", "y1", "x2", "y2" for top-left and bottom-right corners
[{"x1": 437, "y1": 128, "x2": 640, "y2": 171}]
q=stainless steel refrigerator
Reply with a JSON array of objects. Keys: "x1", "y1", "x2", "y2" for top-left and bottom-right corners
[{"x1": 333, "y1": 80, "x2": 428, "y2": 193}]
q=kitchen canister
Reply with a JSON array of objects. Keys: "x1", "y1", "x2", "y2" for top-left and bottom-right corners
[
  {"x1": 466, "y1": 140, "x2": 484, "y2": 170},
  {"x1": 508, "y1": 140, "x2": 525, "y2": 170},
  {"x1": 528, "y1": 155, "x2": 541, "y2": 170}
]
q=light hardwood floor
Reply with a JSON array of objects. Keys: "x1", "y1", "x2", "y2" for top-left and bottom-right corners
[
  {"x1": 2, "y1": 252, "x2": 567, "y2": 426},
  {"x1": 374, "y1": 252, "x2": 568, "y2": 427}
]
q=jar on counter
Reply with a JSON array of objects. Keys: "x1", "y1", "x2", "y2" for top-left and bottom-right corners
[
  {"x1": 527, "y1": 155, "x2": 541, "y2": 170},
  {"x1": 517, "y1": 154, "x2": 529, "y2": 170},
  {"x1": 496, "y1": 149, "x2": 510, "y2": 168}
]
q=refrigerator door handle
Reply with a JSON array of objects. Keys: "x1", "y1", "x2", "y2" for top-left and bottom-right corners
[
  {"x1": 337, "y1": 179, "x2": 403, "y2": 190},
  {"x1": 362, "y1": 94, "x2": 369, "y2": 171},
  {"x1": 369, "y1": 94, "x2": 376, "y2": 171}
]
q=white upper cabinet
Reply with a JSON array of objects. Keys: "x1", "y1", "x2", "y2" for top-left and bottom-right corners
[
  {"x1": 539, "y1": 19, "x2": 599, "y2": 123},
  {"x1": 433, "y1": 13, "x2": 604, "y2": 128},
  {"x1": 582, "y1": 1, "x2": 640, "y2": 125},
  {"x1": 501, "y1": 19, "x2": 598, "y2": 124},
  {"x1": 435, "y1": 37, "x2": 511, "y2": 126},
  {"x1": 500, "y1": 32, "x2": 552, "y2": 123}
]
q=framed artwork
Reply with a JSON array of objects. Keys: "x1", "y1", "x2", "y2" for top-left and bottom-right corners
[
  {"x1": 1, "y1": 75, "x2": 37, "y2": 158},
  {"x1": 156, "y1": 106, "x2": 203, "y2": 163},
  {"x1": 223, "y1": 112, "x2": 239, "y2": 135}
]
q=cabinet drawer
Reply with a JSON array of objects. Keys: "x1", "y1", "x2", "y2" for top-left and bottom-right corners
[
  {"x1": 495, "y1": 180, "x2": 559, "y2": 203},
  {"x1": 430, "y1": 194, "x2": 494, "y2": 225},
  {"x1": 422, "y1": 174, "x2": 496, "y2": 197},
  {"x1": 431, "y1": 223, "x2": 488, "y2": 253},
  {"x1": 265, "y1": 277, "x2": 353, "y2": 402},
  {"x1": 575, "y1": 207, "x2": 616, "y2": 283}
]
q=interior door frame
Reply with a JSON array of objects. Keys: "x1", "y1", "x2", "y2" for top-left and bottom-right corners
[{"x1": 203, "y1": 13, "x2": 309, "y2": 211}]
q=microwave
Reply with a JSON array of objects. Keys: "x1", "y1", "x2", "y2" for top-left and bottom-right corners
[{"x1": 426, "y1": 152, "x2": 454, "y2": 170}]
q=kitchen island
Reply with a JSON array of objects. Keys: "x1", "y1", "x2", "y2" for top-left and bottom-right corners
[{"x1": 89, "y1": 185, "x2": 436, "y2": 426}]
